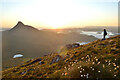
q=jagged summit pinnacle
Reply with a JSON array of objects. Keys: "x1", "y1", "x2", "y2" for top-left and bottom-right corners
[
  {"x1": 10, "y1": 21, "x2": 39, "y2": 32},
  {"x1": 13, "y1": 21, "x2": 25, "y2": 27},
  {"x1": 17, "y1": 21, "x2": 24, "y2": 25},
  {"x1": 9, "y1": 21, "x2": 25, "y2": 31}
]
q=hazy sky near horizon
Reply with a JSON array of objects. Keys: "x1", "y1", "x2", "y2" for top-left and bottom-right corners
[{"x1": 0, "y1": 0, "x2": 119, "y2": 29}]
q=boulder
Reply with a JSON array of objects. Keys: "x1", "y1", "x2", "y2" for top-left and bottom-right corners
[
  {"x1": 50, "y1": 55, "x2": 62, "y2": 64},
  {"x1": 39, "y1": 61, "x2": 44, "y2": 65},
  {"x1": 66, "y1": 43, "x2": 80, "y2": 49}
]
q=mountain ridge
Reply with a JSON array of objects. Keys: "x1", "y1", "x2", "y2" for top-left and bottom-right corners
[
  {"x1": 2, "y1": 35, "x2": 120, "y2": 79},
  {"x1": 9, "y1": 21, "x2": 39, "y2": 32}
]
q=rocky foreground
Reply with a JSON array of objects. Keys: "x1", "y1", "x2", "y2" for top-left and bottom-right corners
[{"x1": 2, "y1": 35, "x2": 120, "y2": 79}]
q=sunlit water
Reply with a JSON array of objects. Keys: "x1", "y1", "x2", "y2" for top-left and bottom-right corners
[
  {"x1": 76, "y1": 42, "x2": 89, "y2": 45},
  {"x1": 80, "y1": 31, "x2": 115, "y2": 39}
]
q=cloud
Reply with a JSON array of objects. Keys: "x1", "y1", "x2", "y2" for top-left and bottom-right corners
[{"x1": 1, "y1": 0, "x2": 119, "y2": 3}]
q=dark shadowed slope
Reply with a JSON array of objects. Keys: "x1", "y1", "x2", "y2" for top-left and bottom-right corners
[{"x1": 10, "y1": 21, "x2": 39, "y2": 32}]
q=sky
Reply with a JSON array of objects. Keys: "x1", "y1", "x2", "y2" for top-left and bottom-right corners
[{"x1": 0, "y1": 0, "x2": 119, "y2": 29}]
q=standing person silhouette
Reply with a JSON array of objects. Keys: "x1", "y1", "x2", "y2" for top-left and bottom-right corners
[{"x1": 102, "y1": 29, "x2": 107, "y2": 40}]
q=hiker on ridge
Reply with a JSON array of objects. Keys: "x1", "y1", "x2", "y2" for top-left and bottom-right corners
[{"x1": 102, "y1": 29, "x2": 107, "y2": 40}]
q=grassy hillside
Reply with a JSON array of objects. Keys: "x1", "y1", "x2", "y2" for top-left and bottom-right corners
[
  {"x1": 2, "y1": 28, "x2": 97, "y2": 70},
  {"x1": 2, "y1": 35, "x2": 120, "y2": 79}
]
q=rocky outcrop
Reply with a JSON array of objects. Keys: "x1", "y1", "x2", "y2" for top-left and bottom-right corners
[
  {"x1": 66, "y1": 43, "x2": 80, "y2": 49},
  {"x1": 50, "y1": 55, "x2": 62, "y2": 64}
]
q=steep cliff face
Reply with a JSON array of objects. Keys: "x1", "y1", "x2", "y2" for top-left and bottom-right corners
[{"x1": 2, "y1": 35, "x2": 120, "y2": 79}]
